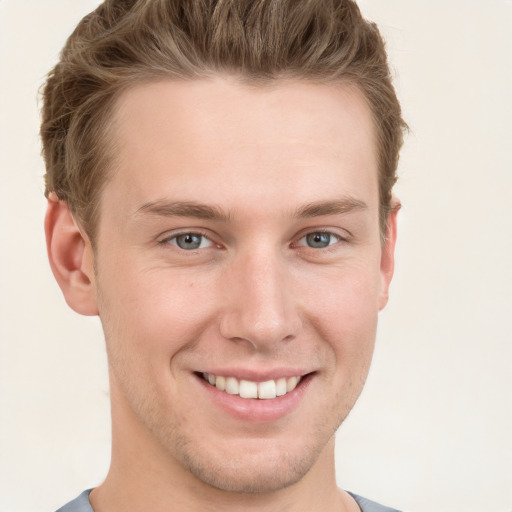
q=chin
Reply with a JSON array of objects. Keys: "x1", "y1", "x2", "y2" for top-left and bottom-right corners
[{"x1": 180, "y1": 446, "x2": 317, "y2": 494}]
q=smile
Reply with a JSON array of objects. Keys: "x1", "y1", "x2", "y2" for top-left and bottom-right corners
[{"x1": 202, "y1": 372, "x2": 302, "y2": 400}]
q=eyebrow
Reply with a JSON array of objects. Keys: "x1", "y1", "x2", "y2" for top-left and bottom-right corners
[
  {"x1": 295, "y1": 197, "x2": 368, "y2": 218},
  {"x1": 135, "y1": 200, "x2": 230, "y2": 221},
  {"x1": 134, "y1": 197, "x2": 367, "y2": 222}
]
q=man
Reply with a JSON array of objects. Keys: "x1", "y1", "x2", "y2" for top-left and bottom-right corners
[{"x1": 42, "y1": 1, "x2": 406, "y2": 511}]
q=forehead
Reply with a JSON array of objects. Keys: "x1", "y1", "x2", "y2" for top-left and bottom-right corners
[{"x1": 105, "y1": 77, "x2": 378, "y2": 219}]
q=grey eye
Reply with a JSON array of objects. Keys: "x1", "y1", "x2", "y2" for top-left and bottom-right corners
[
  {"x1": 174, "y1": 233, "x2": 207, "y2": 250},
  {"x1": 305, "y1": 232, "x2": 336, "y2": 248}
]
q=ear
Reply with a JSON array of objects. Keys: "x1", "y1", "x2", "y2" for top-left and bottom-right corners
[
  {"x1": 378, "y1": 201, "x2": 400, "y2": 311},
  {"x1": 45, "y1": 193, "x2": 99, "y2": 316}
]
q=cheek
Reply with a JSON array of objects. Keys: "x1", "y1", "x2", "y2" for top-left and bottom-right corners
[
  {"x1": 301, "y1": 260, "x2": 381, "y2": 330},
  {"x1": 97, "y1": 262, "x2": 218, "y2": 359},
  {"x1": 296, "y1": 261, "x2": 381, "y2": 378}
]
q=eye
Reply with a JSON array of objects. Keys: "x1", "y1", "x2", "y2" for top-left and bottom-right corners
[
  {"x1": 166, "y1": 233, "x2": 213, "y2": 250},
  {"x1": 297, "y1": 232, "x2": 340, "y2": 249}
]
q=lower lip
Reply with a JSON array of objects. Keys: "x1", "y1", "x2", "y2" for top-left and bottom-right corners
[{"x1": 194, "y1": 373, "x2": 313, "y2": 423}]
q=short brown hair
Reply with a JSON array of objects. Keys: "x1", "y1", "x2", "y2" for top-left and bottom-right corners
[{"x1": 41, "y1": 0, "x2": 406, "y2": 240}]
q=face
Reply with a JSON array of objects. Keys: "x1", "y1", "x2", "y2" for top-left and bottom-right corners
[{"x1": 88, "y1": 77, "x2": 396, "y2": 494}]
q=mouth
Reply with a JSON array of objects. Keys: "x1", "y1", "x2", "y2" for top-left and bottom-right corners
[
  {"x1": 194, "y1": 370, "x2": 314, "y2": 422},
  {"x1": 200, "y1": 372, "x2": 303, "y2": 400}
]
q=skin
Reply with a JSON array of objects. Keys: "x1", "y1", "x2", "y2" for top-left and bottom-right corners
[{"x1": 46, "y1": 77, "x2": 398, "y2": 512}]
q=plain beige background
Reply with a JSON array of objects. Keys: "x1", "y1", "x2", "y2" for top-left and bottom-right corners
[{"x1": 0, "y1": 1, "x2": 511, "y2": 511}]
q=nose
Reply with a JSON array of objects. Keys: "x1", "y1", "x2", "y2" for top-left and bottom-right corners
[{"x1": 219, "y1": 249, "x2": 302, "y2": 351}]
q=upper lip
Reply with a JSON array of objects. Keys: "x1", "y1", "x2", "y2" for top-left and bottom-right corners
[{"x1": 195, "y1": 367, "x2": 312, "y2": 382}]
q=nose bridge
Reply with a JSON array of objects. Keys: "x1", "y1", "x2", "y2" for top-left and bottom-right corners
[{"x1": 220, "y1": 247, "x2": 300, "y2": 348}]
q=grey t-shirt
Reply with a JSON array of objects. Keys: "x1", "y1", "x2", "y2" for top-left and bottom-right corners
[{"x1": 56, "y1": 489, "x2": 402, "y2": 512}]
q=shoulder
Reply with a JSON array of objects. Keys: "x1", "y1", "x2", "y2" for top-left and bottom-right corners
[
  {"x1": 349, "y1": 492, "x2": 403, "y2": 512},
  {"x1": 55, "y1": 490, "x2": 94, "y2": 512}
]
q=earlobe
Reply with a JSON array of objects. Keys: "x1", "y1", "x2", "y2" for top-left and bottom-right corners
[
  {"x1": 45, "y1": 193, "x2": 99, "y2": 316},
  {"x1": 378, "y1": 201, "x2": 400, "y2": 311}
]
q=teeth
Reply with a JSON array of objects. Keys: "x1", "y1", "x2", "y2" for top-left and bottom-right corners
[
  {"x1": 225, "y1": 376, "x2": 239, "y2": 395},
  {"x1": 202, "y1": 373, "x2": 302, "y2": 400},
  {"x1": 287, "y1": 376, "x2": 299, "y2": 392},
  {"x1": 239, "y1": 380, "x2": 258, "y2": 399},
  {"x1": 276, "y1": 377, "x2": 287, "y2": 397},
  {"x1": 216, "y1": 375, "x2": 226, "y2": 391},
  {"x1": 258, "y1": 380, "x2": 276, "y2": 399}
]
